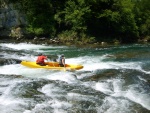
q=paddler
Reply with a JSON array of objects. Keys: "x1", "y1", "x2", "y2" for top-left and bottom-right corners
[
  {"x1": 36, "y1": 53, "x2": 47, "y2": 66},
  {"x1": 59, "y1": 54, "x2": 65, "y2": 67}
]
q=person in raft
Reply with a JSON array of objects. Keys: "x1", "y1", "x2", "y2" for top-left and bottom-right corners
[
  {"x1": 36, "y1": 53, "x2": 47, "y2": 66},
  {"x1": 59, "y1": 54, "x2": 65, "y2": 67}
]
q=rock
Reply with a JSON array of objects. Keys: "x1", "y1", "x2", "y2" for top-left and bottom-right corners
[
  {"x1": 0, "y1": 58, "x2": 21, "y2": 66},
  {"x1": 0, "y1": 1, "x2": 27, "y2": 38}
]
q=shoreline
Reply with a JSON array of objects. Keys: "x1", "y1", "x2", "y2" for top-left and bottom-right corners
[{"x1": 0, "y1": 37, "x2": 150, "y2": 48}]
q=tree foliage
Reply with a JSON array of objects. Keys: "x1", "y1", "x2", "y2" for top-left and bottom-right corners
[{"x1": 9, "y1": 0, "x2": 150, "y2": 43}]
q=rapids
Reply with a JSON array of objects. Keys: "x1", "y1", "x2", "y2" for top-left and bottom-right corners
[{"x1": 0, "y1": 42, "x2": 150, "y2": 113}]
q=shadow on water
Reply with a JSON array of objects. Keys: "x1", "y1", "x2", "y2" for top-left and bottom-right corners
[{"x1": 82, "y1": 68, "x2": 150, "y2": 90}]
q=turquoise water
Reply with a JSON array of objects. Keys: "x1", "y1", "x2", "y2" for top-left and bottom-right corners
[{"x1": 0, "y1": 43, "x2": 150, "y2": 113}]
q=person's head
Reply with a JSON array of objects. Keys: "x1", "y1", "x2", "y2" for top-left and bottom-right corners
[
  {"x1": 38, "y1": 53, "x2": 42, "y2": 56},
  {"x1": 61, "y1": 54, "x2": 64, "y2": 57}
]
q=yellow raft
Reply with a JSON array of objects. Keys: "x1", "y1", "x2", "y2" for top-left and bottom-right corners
[{"x1": 21, "y1": 61, "x2": 83, "y2": 71}]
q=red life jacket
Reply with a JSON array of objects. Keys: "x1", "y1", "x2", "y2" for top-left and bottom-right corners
[{"x1": 36, "y1": 55, "x2": 47, "y2": 63}]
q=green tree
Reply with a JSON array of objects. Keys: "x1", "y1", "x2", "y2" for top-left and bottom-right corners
[
  {"x1": 87, "y1": 0, "x2": 139, "y2": 43},
  {"x1": 55, "y1": 0, "x2": 91, "y2": 34},
  {"x1": 116, "y1": 0, "x2": 139, "y2": 42},
  {"x1": 8, "y1": 0, "x2": 149, "y2": 43},
  {"x1": 134, "y1": 0, "x2": 150, "y2": 37},
  {"x1": 10, "y1": 0, "x2": 57, "y2": 36}
]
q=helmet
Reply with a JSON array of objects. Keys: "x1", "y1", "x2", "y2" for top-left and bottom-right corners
[{"x1": 61, "y1": 54, "x2": 64, "y2": 57}]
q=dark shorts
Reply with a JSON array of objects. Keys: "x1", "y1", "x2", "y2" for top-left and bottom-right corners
[{"x1": 59, "y1": 64, "x2": 64, "y2": 67}]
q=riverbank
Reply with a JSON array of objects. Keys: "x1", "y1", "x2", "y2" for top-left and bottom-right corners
[{"x1": 1, "y1": 36, "x2": 150, "y2": 48}]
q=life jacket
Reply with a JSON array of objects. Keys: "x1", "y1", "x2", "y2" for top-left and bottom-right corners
[
  {"x1": 59, "y1": 56, "x2": 63, "y2": 64},
  {"x1": 36, "y1": 55, "x2": 47, "y2": 63},
  {"x1": 59, "y1": 56, "x2": 65, "y2": 64}
]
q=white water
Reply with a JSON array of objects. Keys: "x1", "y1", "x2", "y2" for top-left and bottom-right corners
[{"x1": 0, "y1": 43, "x2": 150, "y2": 112}]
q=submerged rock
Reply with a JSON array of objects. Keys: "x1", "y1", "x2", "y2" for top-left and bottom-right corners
[
  {"x1": 0, "y1": 58, "x2": 21, "y2": 65},
  {"x1": 0, "y1": 74, "x2": 24, "y2": 78}
]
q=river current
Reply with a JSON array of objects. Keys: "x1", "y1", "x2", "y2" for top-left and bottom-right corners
[{"x1": 0, "y1": 42, "x2": 150, "y2": 113}]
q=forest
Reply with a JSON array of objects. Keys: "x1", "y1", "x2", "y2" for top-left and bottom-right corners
[{"x1": 9, "y1": 0, "x2": 150, "y2": 44}]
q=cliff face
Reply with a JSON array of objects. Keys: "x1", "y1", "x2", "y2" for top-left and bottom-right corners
[{"x1": 0, "y1": 0, "x2": 27, "y2": 38}]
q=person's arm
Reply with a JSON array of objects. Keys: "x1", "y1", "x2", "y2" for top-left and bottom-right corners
[
  {"x1": 44, "y1": 56, "x2": 48, "y2": 60},
  {"x1": 62, "y1": 58, "x2": 65, "y2": 67}
]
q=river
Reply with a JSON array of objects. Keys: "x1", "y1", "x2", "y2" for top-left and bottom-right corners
[{"x1": 0, "y1": 42, "x2": 150, "y2": 113}]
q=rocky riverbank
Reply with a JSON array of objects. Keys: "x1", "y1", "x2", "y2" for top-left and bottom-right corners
[{"x1": 1, "y1": 35, "x2": 150, "y2": 50}]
